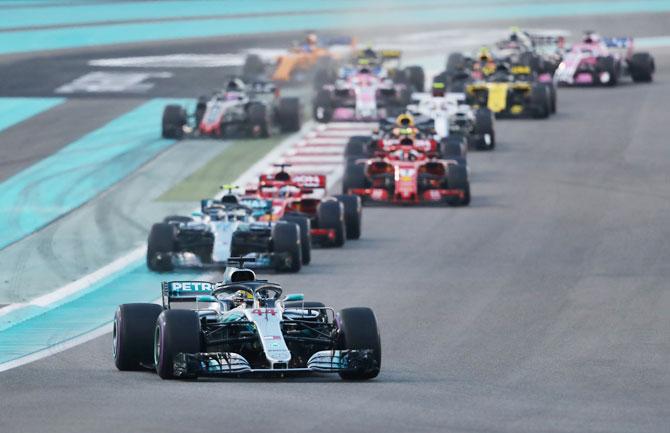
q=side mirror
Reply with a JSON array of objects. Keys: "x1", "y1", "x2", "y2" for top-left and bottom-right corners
[{"x1": 284, "y1": 293, "x2": 304, "y2": 302}]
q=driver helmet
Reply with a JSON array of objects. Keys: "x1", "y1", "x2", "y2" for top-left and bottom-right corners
[
  {"x1": 395, "y1": 113, "x2": 415, "y2": 128},
  {"x1": 478, "y1": 46, "x2": 493, "y2": 62},
  {"x1": 232, "y1": 289, "x2": 253, "y2": 307},
  {"x1": 305, "y1": 32, "x2": 318, "y2": 46},
  {"x1": 583, "y1": 31, "x2": 601, "y2": 44}
]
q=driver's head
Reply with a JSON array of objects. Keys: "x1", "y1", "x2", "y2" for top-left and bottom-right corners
[
  {"x1": 226, "y1": 78, "x2": 245, "y2": 92},
  {"x1": 478, "y1": 46, "x2": 493, "y2": 62},
  {"x1": 306, "y1": 32, "x2": 317, "y2": 45},
  {"x1": 395, "y1": 113, "x2": 415, "y2": 128},
  {"x1": 232, "y1": 289, "x2": 253, "y2": 307}
]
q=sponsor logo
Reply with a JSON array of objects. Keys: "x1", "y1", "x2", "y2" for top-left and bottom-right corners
[{"x1": 168, "y1": 281, "x2": 213, "y2": 292}]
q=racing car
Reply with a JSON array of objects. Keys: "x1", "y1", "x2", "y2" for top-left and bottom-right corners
[
  {"x1": 343, "y1": 136, "x2": 470, "y2": 206},
  {"x1": 146, "y1": 192, "x2": 308, "y2": 273},
  {"x1": 246, "y1": 165, "x2": 362, "y2": 247},
  {"x1": 113, "y1": 258, "x2": 381, "y2": 380},
  {"x1": 161, "y1": 79, "x2": 301, "y2": 139},
  {"x1": 242, "y1": 32, "x2": 356, "y2": 84},
  {"x1": 408, "y1": 84, "x2": 496, "y2": 151},
  {"x1": 342, "y1": 112, "x2": 468, "y2": 164},
  {"x1": 554, "y1": 31, "x2": 655, "y2": 86},
  {"x1": 313, "y1": 64, "x2": 415, "y2": 122},
  {"x1": 465, "y1": 63, "x2": 554, "y2": 119}
]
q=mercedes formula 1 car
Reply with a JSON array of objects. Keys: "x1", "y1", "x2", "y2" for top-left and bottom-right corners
[
  {"x1": 113, "y1": 259, "x2": 381, "y2": 380},
  {"x1": 343, "y1": 136, "x2": 470, "y2": 206},
  {"x1": 146, "y1": 193, "x2": 308, "y2": 273},
  {"x1": 162, "y1": 79, "x2": 301, "y2": 139},
  {"x1": 554, "y1": 31, "x2": 655, "y2": 86}
]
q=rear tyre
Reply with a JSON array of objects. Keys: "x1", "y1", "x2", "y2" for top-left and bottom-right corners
[
  {"x1": 440, "y1": 133, "x2": 465, "y2": 158},
  {"x1": 446, "y1": 164, "x2": 470, "y2": 206},
  {"x1": 147, "y1": 223, "x2": 177, "y2": 272},
  {"x1": 248, "y1": 103, "x2": 269, "y2": 137},
  {"x1": 242, "y1": 54, "x2": 265, "y2": 79},
  {"x1": 316, "y1": 200, "x2": 345, "y2": 247},
  {"x1": 403, "y1": 65, "x2": 425, "y2": 92},
  {"x1": 161, "y1": 105, "x2": 186, "y2": 139},
  {"x1": 313, "y1": 89, "x2": 333, "y2": 123},
  {"x1": 342, "y1": 161, "x2": 368, "y2": 195},
  {"x1": 530, "y1": 85, "x2": 550, "y2": 119},
  {"x1": 473, "y1": 108, "x2": 495, "y2": 150},
  {"x1": 345, "y1": 136, "x2": 372, "y2": 161},
  {"x1": 446, "y1": 52, "x2": 465, "y2": 74},
  {"x1": 281, "y1": 214, "x2": 312, "y2": 265},
  {"x1": 154, "y1": 310, "x2": 201, "y2": 379},
  {"x1": 337, "y1": 307, "x2": 381, "y2": 380},
  {"x1": 334, "y1": 194, "x2": 362, "y2": 240},
  {"x1": 113, "y1": 303, "x2": 163, "y2": 371},
  {"x1": 273, "y1": 222, "x2": 302, "y2": 272},
  {"x1": 629, "y1": 52, "x2": 654, "y2": 83},
  {"x1": 277, "y1": 97, "x2": 301, "y2": 132}
]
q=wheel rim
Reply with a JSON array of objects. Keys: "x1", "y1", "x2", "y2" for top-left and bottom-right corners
[
  {"x1": 112, "y1": 317, "x2": 118, "y2": 359},
  {"x1": 153, "y1": 326, "x2": 161, "y2": 367}
]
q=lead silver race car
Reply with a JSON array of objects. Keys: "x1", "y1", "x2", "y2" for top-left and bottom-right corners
[{"x1": 113, "y1": 258, "x2": 381, "y2": 380}]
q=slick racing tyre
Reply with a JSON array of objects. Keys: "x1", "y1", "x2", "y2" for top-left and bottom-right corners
[
  {"x1": 334, "y1": 194, "x2": 362, "y2": 240},
  {"x1": 629, "y1": 52, "x2": 655, "y2": 83},
  {"x1": 446, "y1": 52, "x2": 466, "y2": 74},
  {"x1": 530, "y1": 85, "x2": 550, "y2": 119},
  {"x1": 147, "y1": 223, "x2": 177, "y2": 272},
  {"x1": 277, "y1": 97, "x2": 302, "y2": 132},
  {"x1": 313, "y1": 89, "x2": 334, "y2": 123},
  {"x1": 273, "y1": 222, "x2": 302, "y2": 272},
  {"x1": 248, "y1": 102, "x2": 270, "y2": 138},
  {"x1": 337, "y1": 307, "x2": 381, "y2": 380},
  {"x1": 345, "y1": 136, "x2": 372, "y2": 162},
  {"x1": 161, "y1": 105, "x2": 186, "y2": 139},
  {"x1": 342, "y1": 160, "x2": 368, "y2": 196},
  {"x1": 446, "y1": 163, "x2": 470, "y2": 206},
  {"x1": 281, "y1": 214, "x2": 312, "y2": 265},
  {"x1": 113, "y1": 303, "x2": 163, "y2": 371},
  {"x1": 154, "y1": 310, "x2": 201, "y2": 379},
  {"x1": 473, "y1": 108, "x2": 495, "y2": 150},
  {"x1": 441, "y1": 133, "x2": 466, "y2": 158},
  {"x1": 403, "y1": 65, "x2": 425, "y2": 92},
  {"x1": 242, "y1": 54, "x2": 265, "y2": 79},
  {"x1": 316, "y1": 199, "x2": 345, "y2": 247},
  {"x1": 596, "y1": 56, "x2": 619, "y2": 86}
]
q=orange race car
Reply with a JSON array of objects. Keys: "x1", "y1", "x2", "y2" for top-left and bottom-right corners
[{"x1": 242, "y1": 33, "x2": 356, "y2": 83}]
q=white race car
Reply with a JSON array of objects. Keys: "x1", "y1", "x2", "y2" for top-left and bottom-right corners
[{"x1": 408, "y1": 86, "x2": 495, "y2": 151}]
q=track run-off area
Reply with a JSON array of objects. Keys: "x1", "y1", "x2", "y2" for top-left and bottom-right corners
[{"x1": 0, "y1": 2, "x2": 669, "y2": 433}]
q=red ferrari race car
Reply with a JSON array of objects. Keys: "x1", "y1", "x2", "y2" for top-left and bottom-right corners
[
  {"x1": 245, "y1": 165, "x2": 362, "y2": 250},
  {"x1": 343, "y1": 138, "x2": 470, "y2": 206}
]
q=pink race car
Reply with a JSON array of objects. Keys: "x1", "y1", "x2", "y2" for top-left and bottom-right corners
[
  {"x1": 554, "y1": 31, "x2": 655, "y2": 86},
  {"x1": 313, "y1": 66, "x2": 411, "y2": 122}
]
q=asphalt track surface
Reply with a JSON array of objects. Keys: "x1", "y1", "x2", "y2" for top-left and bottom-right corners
[{"x1": 1, "y1": 12, "x2": 670, "y2": 433}]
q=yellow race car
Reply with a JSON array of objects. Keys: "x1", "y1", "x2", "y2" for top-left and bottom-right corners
[{"x1": 466, "y1": 65, "x2": 553, "y2": 119}]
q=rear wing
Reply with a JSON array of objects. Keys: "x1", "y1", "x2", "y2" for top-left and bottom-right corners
[
  {"x1": 291, "y1": 174, "x2": 327, "y2": 189},
  {"x1": 603, "y1": 36, "x2": 633, "y2": 48},
  {"x1": 162, "y1": 281, "x2": 215, "y2": 308}
]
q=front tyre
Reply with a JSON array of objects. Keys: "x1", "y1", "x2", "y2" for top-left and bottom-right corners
[
  {"x1": 113, "y1": 303, "x2": 163, "y2": 371},
  {"x1": 272, "y1": 222, "x2": 302, "y2": 272},
  {"x1": 154, "y1": 310, "x2": 201, "y2": 379},
  {"x1": 337, "y1": 307, "x2": 381, "y2": 380}
]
